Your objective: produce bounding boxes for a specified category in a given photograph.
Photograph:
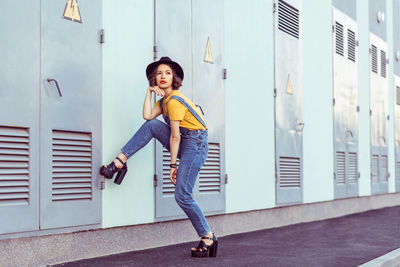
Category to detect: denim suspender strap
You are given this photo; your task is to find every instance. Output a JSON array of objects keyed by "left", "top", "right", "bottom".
[{"left": 166, "top": 95, "right": 207, "bottom": 128}]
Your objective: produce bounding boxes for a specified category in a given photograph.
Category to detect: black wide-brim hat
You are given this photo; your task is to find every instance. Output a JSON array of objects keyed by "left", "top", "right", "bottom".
[{"left": 146, "top": 56, "right": 184, "bottom": 81}]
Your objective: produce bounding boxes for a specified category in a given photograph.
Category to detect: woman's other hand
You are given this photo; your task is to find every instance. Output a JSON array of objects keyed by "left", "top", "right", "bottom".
[
  {"left": 148, "top": 86, "right": 165, "bottom": 97},
  {"left": 170, "top": 168, "right": 177, "bottom": 185}
]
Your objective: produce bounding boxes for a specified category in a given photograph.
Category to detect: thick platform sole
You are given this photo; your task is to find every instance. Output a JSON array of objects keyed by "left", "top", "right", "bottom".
[{"left": 191, "top": 241, "right": 218, "bottom": 257}]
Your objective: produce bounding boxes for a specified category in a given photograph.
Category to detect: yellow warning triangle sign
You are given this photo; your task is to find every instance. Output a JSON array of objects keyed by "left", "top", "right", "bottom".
[
  {"left": 63, "top": 0, "right": 82, "bottom": 23},
  {"left": 286, "top": 74, "right": 293, "bottom": 94},
  {"left": 204, "top": 38, "right": 214, "bottom": 64}
]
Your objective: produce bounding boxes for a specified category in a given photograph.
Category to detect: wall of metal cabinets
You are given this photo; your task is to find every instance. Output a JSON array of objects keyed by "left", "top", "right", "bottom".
[{"left": 0, "top": 0, "right": 102, "bottom": 236}]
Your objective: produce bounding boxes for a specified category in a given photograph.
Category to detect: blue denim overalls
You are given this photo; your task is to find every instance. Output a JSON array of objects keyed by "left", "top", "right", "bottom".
[{"left": 121, "top": 95, "right": 211, "bottom": 237}]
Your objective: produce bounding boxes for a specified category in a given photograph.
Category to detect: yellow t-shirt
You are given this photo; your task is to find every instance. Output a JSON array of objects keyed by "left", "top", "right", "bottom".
[{"left": 154, "top": 91, "right": 207, "bottom": 131}]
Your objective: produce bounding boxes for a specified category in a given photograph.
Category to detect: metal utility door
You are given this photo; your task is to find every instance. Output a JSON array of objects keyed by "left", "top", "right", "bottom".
[
  {"left": 332, "top": 8, "right": 359, "bottom": 199},
  {"left": 0, "top": 0, "right": 40, "bottom": 234},
  {"left": 394, "top": 1, "right": 400, "bottom": 192},
  {"left": 154, "top": 0, "right": 225, "bottom": 220},
  {"left": 40, "top": 0, "right": 102, "bottom": 229},
  {"left": 192, "top": 0, "right": 225, "bottom": 215},
  {"left": 370, "top": 33, "right": 389, "bottom": 194},
  {"left": 274, "top": 0, "right": 303, "bottom": 205},
  {"left": 395, "top": 76, "right": 400, "bottom": 192}
]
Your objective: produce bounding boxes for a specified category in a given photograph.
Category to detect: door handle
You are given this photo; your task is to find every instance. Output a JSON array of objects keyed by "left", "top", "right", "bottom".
[
  {"left": 47, "top": 78, "right": 63, "bottom": 97},
  {"left": 195, "top": 104, "right": 204, "bottom": 115},
  {"left": 346, "top": 130, "right": 353, "bottom": 139},
  {"left": 297, "top": 122, "right": 304, "bottom": 131}
]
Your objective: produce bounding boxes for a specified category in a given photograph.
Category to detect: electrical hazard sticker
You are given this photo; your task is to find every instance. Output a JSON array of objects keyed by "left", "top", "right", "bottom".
[
  {"left": 204, "top": 37, "right": 214, "bottom": 64},
  {"left": 63, "top": 0, "right": 82, "bottom": 23},
  {"left": 286, "top": 74, "right": 293, "bottom": 95}
]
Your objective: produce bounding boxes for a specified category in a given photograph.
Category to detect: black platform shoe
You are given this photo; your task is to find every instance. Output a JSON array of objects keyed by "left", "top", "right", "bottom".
[
  {"left": 113, "top": 161, "right": 127, "bottom": 185},
  {"left": 191, "top": 233, "right": 218, "bottom": 257},
  {"left": 100, "top": 157, "right": 127, "bottom": 184}
]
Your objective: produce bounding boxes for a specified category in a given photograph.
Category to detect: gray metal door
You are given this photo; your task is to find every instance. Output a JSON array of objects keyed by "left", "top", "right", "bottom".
[
  {"left": 192, "top": 0, "right": 225, "bottom": 215},
  {"left": 332, "top": 8, "right": 359, "bottom": 199},
  {"left": 274, "top": 0, "right": 303, "bottom": 205},
  {"left": 0, "top": 0, "right": 40, "bottom": 234},
  {"left": 370, "top": 33, "right": 389, "bottom": 194},
  {"left": 393, "top": 1, "right": 400, "bottom": 193},
  {"left": 395, "top": 77, "right": 400, "bottom": 192},
  {"left": 40, "top": 0, "right": 102, "bottom": 229},
  {"left": 154, "top": 0, "right": 225, "bottom": 220},
  {"left": 154, "top": 0, "right": 192, "bottom": 219}
]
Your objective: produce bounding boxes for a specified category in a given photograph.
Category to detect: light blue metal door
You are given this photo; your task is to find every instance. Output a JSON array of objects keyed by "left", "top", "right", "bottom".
[
  {"left": 393, "top": 1, "right": 400, "bottom": 193},
  {"left": 395, "top": 80, "right": 400, "bottom": 192},
  {"left": 154, "top": 0, "right": 192, "bottom": 220},
  {"left": 332, "top": 7, "right": 359, "bottom": 199},
  {"left": 370, "top": 35, "right": 389, "bottom": 195},
  {"left": 0, "top": 0, "right": 40, "bottom": 235},
  {"left": 274, "top": 0, "right": 303, "bottom": 205},
  {"left": 192, "top": 0, "right": 225, "bottom": 216},
  {"left": 369, "top": 0, "right": 388, "bottom": 195},
  {"left": 40, "top": 0, "right": 102, "bottom": 229},
  {"left": 154, "top": 0, "right": 226, "bottom": 220}
]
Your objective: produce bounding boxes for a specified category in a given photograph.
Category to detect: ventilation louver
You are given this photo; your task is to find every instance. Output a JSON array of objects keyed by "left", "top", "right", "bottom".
[
  {"left": 348, "top": 152, "right": 358, "bottom": 183},
  {"left": 335, "top": 22, "right": 344, "bottom": 56},
  {"left": 371, "top": 154, "right": 379, "bottom": 181},
  {"left": 279, "top": 157, "right": 301, "bottom": 188},
  {"left": 0, "top": 126, "right": 30, "bottom": 206},
  {"left": 199, "top": 143, "right": 221, "bottom": 193},
  {"left": 381, "top": 155, "right": 388, "bottom": 181},
  {"left": 162, "top": 147, "right": 180, "bottom": 196},
  {"left": 348, "top": 29, "right": 356, "bottom": 62},
  {"left": 396, "top": 161, "right": 400, "bottom": 181},
  {"left": 278, "top": 0, "right": 299, "bottom": 39},
  {"left": 336, "top": 151, "right": 345, "bottom": 184},
  {"left": 371, "top": 45, "right": 378, "bottom": 73},
  {"left": 381, "top": 50, "right": 386, "bottom": 78},
  {"left": 52, "top": 130, "right": 92, "bottom": 201}
]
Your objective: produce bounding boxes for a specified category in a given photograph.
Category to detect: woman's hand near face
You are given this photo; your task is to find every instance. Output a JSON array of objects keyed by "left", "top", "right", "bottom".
[
  {"left": 148, "top": 86, "right": 165, "bottom": 97},
  {"left": 143, "top": 87, "right": 162, "bottom": 120}
]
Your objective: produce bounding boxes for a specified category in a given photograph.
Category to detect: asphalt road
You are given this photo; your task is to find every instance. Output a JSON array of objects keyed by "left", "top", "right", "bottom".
[{"left": 54, "top": 206, "right": 400, "bottom": 267}]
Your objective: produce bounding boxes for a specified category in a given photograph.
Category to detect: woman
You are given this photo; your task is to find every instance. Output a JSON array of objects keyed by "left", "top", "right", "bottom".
[{"left": 100, "top": 57, "right": 218, "bottom": 258}]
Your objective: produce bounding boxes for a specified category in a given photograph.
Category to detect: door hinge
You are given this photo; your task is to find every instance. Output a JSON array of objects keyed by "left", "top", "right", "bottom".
[
  {"left": 357, "top": 172, "right": 361, "bottom": 179},
  {"left": 100, "top": 176, "right": 105, "bottom": 190},
  {"left": 357, "top": 106, "right": 360, "bottom": 112},
  {"left": 356, "top": 40, "right": 359, "bottom": 46},
  {"left": 332, "top": 25, "right": 335, "bottom": 33},
  {"left": 387, "top": 115, "right": 390, "bottom": 120},
  {"left": 275, "top": 172, "right": 278, "bottom": 183},
  {"left": 223, "top": 68, "right": 227, "bottom": 80},
  {"left": 274, "top": 88, "right": 277, "bottom": 97},
  {"left": 369, "top": 48, "right": 372, "bottom": 54},
  {"left": 100, "top": 29, "right": 105, "bottom": 44},
  {"left": 224, "top": 173, "right": 228, "bottom": 184},
  {"left": 387, "top": 58, "right": 390, "bottom": 64},
  {"left": 153, "top": 45, "right": 158, "bottom": 61},
  {"left": 333, "top": 98, "right": 335, "bottom": 106},
  {"left": 370, "top": 109, "right": 372, "bottom": 116},
  {"left": 334, "top": 172, "right": 336, "bottom": 180},
  {"left": 370, "top": 173, "right": 373, "bottom": 180},
  {"left": 273, "top": 2, "right": 276, "bottom": 13},
  {"left": 154, "top": 174, "right": 158, "bottom": 187}
]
